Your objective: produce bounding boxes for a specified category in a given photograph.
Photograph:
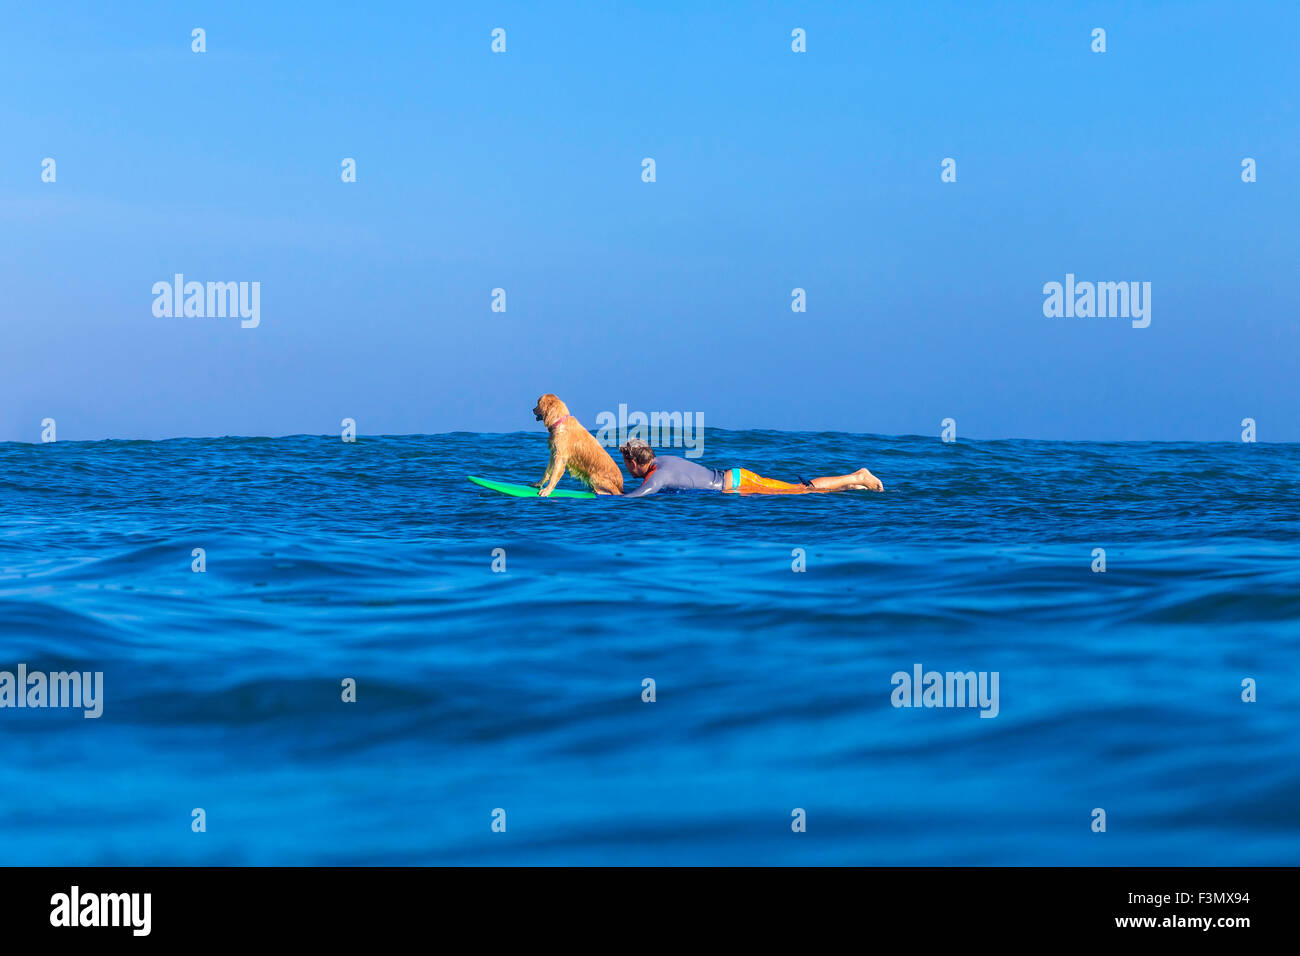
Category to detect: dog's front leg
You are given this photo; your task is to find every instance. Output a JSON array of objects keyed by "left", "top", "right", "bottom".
[
  {"left": 538, "top": 456, "right": 568, "bottom": 497},
  {"left": 534, "top": 452, "right": 558, "bottom": 488}
]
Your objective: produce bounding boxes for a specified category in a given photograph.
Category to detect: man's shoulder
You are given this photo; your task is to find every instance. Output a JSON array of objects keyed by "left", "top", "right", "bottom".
[
  {"left": 661, "top": 456, "right": 715, "bottom": 472},
  {"left": 656, "top": 456, "right": 706, "bottom": 475}
]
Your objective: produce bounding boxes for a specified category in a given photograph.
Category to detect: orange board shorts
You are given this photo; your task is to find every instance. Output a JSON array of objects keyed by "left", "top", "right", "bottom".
[{"left": 723, "top": 467, "right": 812, "bottom": 494}]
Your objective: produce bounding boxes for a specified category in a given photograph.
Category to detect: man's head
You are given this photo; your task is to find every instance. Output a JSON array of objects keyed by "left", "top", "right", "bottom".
[{"left": 620, "top": 438, "right": 656, "bottom": 478}]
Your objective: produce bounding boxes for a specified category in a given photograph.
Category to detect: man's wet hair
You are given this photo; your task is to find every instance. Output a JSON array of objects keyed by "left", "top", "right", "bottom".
[{"left": 620, "top": 438, "right": 656, "bottom": 466}]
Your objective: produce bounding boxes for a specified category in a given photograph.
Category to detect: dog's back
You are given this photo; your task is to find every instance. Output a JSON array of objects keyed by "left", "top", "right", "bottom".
[{"left": 565, "top": 425, "right": 624, "bottom": 494}]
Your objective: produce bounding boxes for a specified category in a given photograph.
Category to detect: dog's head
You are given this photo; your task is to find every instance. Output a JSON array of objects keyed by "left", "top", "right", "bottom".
[{"left": 533, "top": 393, "right": 569, "bottom": 426}]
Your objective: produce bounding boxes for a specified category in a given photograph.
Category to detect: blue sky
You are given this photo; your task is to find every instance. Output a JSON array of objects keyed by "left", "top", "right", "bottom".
[{"left": 2, "top": 1, "right": 1297, "bottom": 442}]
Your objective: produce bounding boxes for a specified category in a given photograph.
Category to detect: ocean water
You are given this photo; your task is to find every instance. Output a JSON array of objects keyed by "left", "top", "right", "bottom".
[{"left": 0, "top": 430, "right": 1297, "bottom": 865}]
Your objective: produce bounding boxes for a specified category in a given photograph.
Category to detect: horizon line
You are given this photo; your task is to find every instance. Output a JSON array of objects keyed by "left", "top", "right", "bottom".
[{"left": 1, "top": 429, "right": 1292, "bottom": 448}]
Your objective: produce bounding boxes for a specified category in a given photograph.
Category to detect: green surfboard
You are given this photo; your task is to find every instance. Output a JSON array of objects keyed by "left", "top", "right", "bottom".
[{"left": 467, "top": 476, "right": 597, "bottom": 499}]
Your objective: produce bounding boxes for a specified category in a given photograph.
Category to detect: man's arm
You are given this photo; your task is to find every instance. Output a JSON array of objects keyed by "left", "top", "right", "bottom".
[{"left": 620, "top": 472, "right": 664, "bottom": 498}]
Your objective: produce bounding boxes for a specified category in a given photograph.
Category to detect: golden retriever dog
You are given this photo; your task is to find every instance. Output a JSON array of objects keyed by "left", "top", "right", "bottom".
[{"left": 532, "top": 394, "right": 624, "bottom": 496}]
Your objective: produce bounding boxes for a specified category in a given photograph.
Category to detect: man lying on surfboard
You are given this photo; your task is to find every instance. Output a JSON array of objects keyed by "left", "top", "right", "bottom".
[{"left": 618, "top": 439, "right": 883, "bottom": 497}]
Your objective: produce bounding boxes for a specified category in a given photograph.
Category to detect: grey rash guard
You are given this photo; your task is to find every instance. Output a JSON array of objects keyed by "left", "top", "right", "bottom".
[{"left": 622, "top": 455, "right": 726, "bottom": 497}]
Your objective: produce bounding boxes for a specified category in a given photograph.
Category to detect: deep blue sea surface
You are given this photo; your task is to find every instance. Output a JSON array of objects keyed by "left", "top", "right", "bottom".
[{"left": 1, "top": 431, "right": 1297, "bottom": 865}]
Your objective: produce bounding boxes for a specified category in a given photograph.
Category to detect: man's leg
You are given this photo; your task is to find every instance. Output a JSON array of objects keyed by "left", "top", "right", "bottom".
[
  {"left": 809, "top": 468, "right": 883, "bottom": 492},
  {"left": 725, "top": 468, "right": 811, "bottom": 494},
  {"left": 724, "top": 467, "right": 884, "bottom": 494}
]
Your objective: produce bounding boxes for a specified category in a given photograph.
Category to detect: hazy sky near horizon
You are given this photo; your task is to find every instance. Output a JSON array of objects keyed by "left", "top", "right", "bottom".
[{"left": 3, "top": 1, "right": 1298, "bottom": 443}]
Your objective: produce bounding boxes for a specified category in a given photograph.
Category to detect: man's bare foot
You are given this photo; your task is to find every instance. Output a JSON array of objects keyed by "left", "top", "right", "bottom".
[{"left": 847, "top": 468, "right": 883, "bottom": 491}]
